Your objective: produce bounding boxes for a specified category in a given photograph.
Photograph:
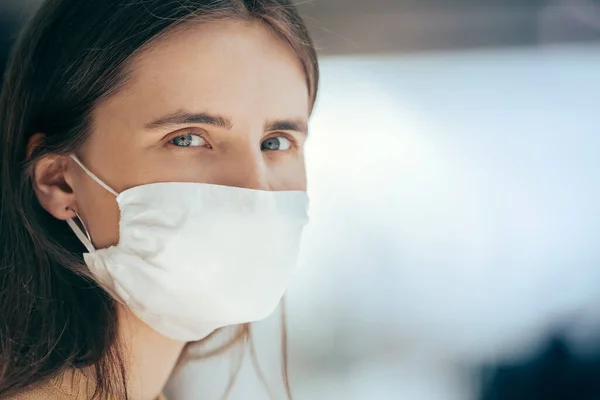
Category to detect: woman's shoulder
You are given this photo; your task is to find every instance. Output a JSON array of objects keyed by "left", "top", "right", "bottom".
[
  {"left": 2, "top": 369, "right": 168, "bottom": 400},
  {"left": 3, "top": 386, "right": 168, "bottom": 400},
  {"left": 3, "top": 368, "right": 93, "bottom": 400},
  {"left": 3, "top": 378, "right": 169, "bottom": 400},
  {"left": 2, "top": 381, "right": 74, "bottom": 400}
]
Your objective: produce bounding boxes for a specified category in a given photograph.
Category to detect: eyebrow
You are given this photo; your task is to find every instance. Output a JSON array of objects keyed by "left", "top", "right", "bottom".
[
  {"left": 145, "top": 110, "right": 308, "bottom": 134},
  {"left": 265, "top": 118, "right": 308, "bottom": 135},
  {"left": 145, "top": 111, "right": 233, "bottom": 130}
]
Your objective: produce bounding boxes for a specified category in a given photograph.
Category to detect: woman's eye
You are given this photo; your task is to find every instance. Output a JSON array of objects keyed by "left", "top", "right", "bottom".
[
  {"left": 170, "top": 133, "right": 208, "bottom": 148},
  {"left": 261, "top": 136, "right": 291, "bottom": 151}
]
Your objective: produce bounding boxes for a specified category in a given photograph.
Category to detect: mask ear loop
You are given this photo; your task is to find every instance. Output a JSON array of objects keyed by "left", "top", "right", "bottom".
[
  {"left": 67, "top": 154, "right": 119, "bottom": 253},
  {"left": 66, "top": 209, "right": 96, "bottom": 253},
  {"left": 70, "top": 155, "right": 119, "bottom": 197},
  {"left": 66, "top": 208, "right": 125, "bottom": 304}
]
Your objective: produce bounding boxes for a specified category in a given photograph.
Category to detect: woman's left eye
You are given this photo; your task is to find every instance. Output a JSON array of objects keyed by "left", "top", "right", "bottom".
[
  {"left": 261, "top": 136, "right": 292, "bottom": 151},
  {"left": 170, "top": 133, "right": 208, "bottom": 148}
]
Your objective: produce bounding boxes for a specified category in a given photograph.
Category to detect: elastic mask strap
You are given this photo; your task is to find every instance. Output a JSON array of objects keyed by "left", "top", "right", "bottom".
[
  {"left": 68, "top": 154, "right": 118, "bottom": 252},
  {"left": 70, "top": 154, "right": 119, "bottom": 197},
  {"left": 67, "top": 213, "right": 96, "bottom": 253}
]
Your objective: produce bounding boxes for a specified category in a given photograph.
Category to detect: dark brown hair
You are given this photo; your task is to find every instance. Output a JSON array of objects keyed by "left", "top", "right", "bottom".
[{"left": 0, "top": 0, "right": 318, "bottom": 398}]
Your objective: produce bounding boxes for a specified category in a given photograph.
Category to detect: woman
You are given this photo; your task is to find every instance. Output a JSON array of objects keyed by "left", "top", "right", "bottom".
[{"left": 0, "top": 0, "right": 319, "bottom": 399}]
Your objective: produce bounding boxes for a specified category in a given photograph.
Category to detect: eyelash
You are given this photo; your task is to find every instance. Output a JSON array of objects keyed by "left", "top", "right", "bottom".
[
  {"left": 166, "top": 131, "right": 210, "bottom": 150},
  {"left": 165, "top": 130, "right": 300, "bottom": 151},
  {"left": 265, "top": 133, "right": 298, "bottom": 150}
]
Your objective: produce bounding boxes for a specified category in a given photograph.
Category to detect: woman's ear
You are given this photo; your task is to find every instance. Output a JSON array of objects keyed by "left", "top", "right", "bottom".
[{"left": 28, "top": 133, "right": 76, "bottom": 221}]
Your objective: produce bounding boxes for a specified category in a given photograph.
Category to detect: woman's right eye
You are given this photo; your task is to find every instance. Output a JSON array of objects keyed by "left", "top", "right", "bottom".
[{"left": 169, "top": 133, "right": 209, "bottom": 148}]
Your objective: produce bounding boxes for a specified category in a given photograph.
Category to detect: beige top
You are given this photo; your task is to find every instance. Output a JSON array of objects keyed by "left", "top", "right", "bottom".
[{"left": 4, "top": 368, "right": 167, "bottom": 400}]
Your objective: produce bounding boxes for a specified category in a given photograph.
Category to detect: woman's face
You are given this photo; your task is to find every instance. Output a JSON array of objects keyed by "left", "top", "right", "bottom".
[{"left": 66, "top": 20, "right": 310, "bottom": 249}]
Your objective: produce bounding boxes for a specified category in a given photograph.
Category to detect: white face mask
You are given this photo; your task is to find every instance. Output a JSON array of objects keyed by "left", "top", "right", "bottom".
[{"left": 67, "top": 155, "right": 308, "bottom": 341}]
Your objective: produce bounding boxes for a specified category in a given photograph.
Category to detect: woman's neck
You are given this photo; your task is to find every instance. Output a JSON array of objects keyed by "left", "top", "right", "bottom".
[{"left": 118, "top": 305, "right": 186, "bottom": 400}]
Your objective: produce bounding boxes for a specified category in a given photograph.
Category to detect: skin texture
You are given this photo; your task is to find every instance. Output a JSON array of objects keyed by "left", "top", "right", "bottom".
[{"left": 30, "top": 19, "right": 309, "bottom": 400}]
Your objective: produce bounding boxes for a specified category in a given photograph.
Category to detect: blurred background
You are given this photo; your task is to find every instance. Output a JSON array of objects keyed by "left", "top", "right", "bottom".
[{"left": 2, "top": 1, "right": 600, "bottom": 399}]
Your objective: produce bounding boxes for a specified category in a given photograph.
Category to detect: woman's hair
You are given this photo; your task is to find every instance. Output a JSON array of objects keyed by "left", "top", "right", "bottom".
[{"left": 0, "top": 0, "right": 319, "bottom": 398}]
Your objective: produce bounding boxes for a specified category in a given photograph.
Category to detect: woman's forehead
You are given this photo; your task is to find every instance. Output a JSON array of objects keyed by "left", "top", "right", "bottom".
[{"left": 96, "top": 20, "right": 310, "bottom": 127}]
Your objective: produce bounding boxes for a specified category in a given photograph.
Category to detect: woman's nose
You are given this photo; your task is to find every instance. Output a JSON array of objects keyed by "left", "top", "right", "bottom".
[{"left": 215, "top": 150, "right": 271, "bottom": 191}]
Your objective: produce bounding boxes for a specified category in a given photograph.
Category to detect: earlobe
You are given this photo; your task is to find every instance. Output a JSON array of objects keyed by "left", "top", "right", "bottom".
[{"left": 28, "top": 134, "right": 76, "bottom": 221}]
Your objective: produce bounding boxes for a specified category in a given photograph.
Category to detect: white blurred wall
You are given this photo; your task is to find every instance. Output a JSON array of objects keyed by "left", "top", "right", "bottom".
[{"left": 166, "top": 44, "right": 600, "bottom": 400}]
